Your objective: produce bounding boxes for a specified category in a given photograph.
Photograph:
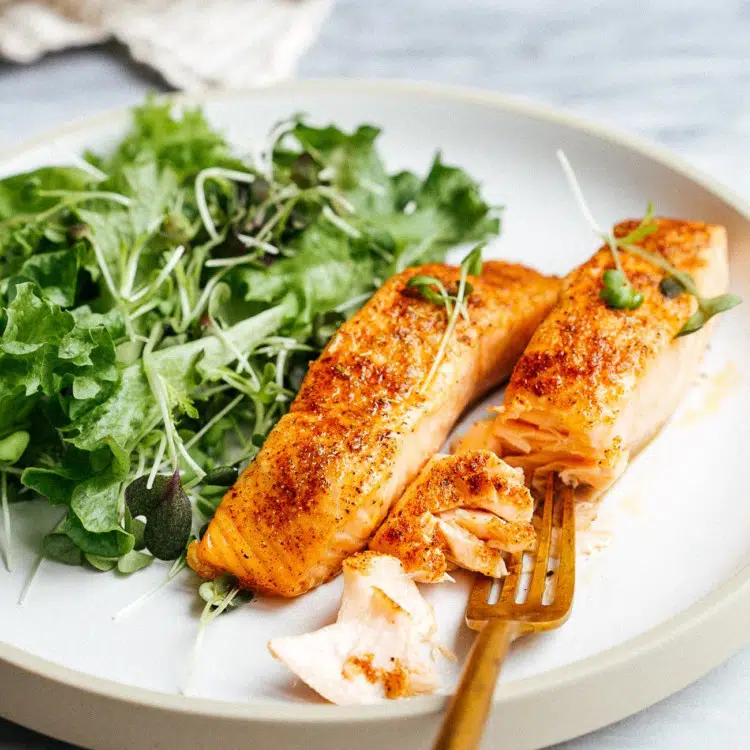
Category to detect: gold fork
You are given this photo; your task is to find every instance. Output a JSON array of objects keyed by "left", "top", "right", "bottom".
[{"left": 433, "top": 474, "right": 576, "bottom": 750}]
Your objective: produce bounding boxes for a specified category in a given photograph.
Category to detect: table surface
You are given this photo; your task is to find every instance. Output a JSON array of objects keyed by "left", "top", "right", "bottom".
[{"left": 2, "top": 1, "right": 749, "bottom": 748}]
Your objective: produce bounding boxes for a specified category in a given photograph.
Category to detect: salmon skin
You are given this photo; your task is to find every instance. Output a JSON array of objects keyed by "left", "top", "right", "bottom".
[
  {"left": 189, "top": 261, "right": 560, "bottom": 596},
  {"left": 485, "top": 219, "right": 729, "bottom": 501}
]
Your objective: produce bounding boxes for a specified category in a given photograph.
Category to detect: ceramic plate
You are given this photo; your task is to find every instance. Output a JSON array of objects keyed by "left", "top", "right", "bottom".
[{"left": 1, "top": 80, "right": 750, "bottom": 750}]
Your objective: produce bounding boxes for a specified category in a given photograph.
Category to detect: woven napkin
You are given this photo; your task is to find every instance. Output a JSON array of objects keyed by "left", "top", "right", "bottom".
[{"left": 0, "top": 0, "right": 333, "bottom": 89}]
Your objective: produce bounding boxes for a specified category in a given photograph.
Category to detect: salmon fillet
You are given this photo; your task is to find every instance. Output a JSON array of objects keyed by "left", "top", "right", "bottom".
[
  {"left": 189, "top": 261, "right": 560, "bottom": 596},
  {"left": 370, "top": 450, "right": 535, "bottom": 582},
  {"left": 485, "top": 218, "right": 729, "bottom": 501}
]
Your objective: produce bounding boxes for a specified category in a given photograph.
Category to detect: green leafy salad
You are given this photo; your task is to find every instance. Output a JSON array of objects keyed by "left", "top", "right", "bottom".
[{"left": 0, "top": 99, "right": 500, "bottom": 578}]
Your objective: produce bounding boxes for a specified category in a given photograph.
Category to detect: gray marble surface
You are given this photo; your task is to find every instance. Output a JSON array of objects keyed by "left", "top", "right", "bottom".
[{"left": 2, "top": 1, "right": 750, "bottom": 748}]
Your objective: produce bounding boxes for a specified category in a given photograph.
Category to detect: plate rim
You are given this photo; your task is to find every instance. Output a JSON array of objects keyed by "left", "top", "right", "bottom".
[{"left": 2, "top": 77, "right": 750, "bottom": 737}]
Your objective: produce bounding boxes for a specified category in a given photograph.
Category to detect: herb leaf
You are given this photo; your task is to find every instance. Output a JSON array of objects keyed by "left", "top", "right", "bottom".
[
  {"left": 600, "top": 269, "right": 644, "bottom": 310},
  {"left": 677, "top": 293, "right": 742, "bottom": 337},
  {"left": 406, "top": 275, "right": 453, "bottom": 309}
]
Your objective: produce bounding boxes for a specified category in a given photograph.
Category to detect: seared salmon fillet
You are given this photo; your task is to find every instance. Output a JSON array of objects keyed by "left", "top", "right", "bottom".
[
  {"left": 370, "top": 450, "right": 535, "bottom": 582},
  {"left": 486, "top": 218, "right": 729, "bottom": 501},
  {"left": 189, "top": 261, "right": 560, "bottom": 596}
]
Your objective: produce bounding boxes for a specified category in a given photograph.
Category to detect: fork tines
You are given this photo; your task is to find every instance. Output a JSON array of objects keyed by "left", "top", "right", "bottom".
[{"left": 467, "top": 473, "right": 575, "bottom": 630}]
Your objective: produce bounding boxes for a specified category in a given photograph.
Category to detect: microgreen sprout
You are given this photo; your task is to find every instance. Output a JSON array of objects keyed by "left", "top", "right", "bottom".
[
  {"left": 624, "top": 242, "right": 742, "bottom": 336},
  {"left": 207, "top": 287, "right": 256, "bottom": 377},
  {"left": 18, "top": 512, "right": 67, "bottom": 606},
  {"left": 406, "top": 275, "right": 455, "bottom": 315},
  {"left": 0, "top": 430, "right": 30, "bottom": 572},
  {"left": 409, "top": 244, "right": 484, "bottom": 391},
  {"left": 112, "top": 551, "right": 188, "bottom": 621},
  {"left": 556, "top": 150, "right": 652, "bottom": 311},
  {"left": 18, "top": 553, "right": 43, "bottom": 605},
  {"left": 332, "top": 291, "right": 375, "bottom": 314},
  {"left": 183, "top": 395, "right": 244, "bottom": 452},
  {"left": 195, "top": 167, "right": 258, "bottom": 241},
  {"left": 144, "top": 368, "right": 178, "bottom": 469},
  {"left": 1, "top": 472, "right": 10, "bottom": 572},
  {"left": 600, "top": 269, "right": 644, "bottom": 310},
  {"left": 36, "top": 188, "right": 133, "bottom": 208},
  {"left": 557, "top": 150, "right": 741, "bottom": 334},
  {"left": 128, "top": 244, "right": 185, "bottom": 303},
  {"left": 0, "top": 187, "right": 132, "bottom": 232},
  {"left": 146, "top": 434, "right": 168, "bottom": 490},
  {"left": 183, "top": 575, "right": 254, "bottom": 694},
  {"left": 320, "top": 204, "right": 362, "bottom": 238}
]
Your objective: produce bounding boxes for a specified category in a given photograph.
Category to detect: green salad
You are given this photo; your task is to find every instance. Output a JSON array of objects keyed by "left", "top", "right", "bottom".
[{"left": 0, "top": 98, "right": 500, "bottom": 577}]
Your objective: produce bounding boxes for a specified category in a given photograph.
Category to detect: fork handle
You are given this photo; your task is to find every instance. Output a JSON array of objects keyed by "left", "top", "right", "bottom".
[{"left": 432, "top": 620, "right": 520, "bottom": 750}]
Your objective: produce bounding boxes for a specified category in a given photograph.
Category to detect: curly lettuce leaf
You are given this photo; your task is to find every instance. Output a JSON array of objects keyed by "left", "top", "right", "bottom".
[
  {"left": 0, "top": 283, "right": 122, "bottom": 434},
  {"left": 13, "top": 247, "right": 80, "bottom": 307},
  {"left": 0, "top": 166, "right": 96, "bottom": 222},
  {"left": 88, "top": 97, "right": 244, "bottom": 182}
]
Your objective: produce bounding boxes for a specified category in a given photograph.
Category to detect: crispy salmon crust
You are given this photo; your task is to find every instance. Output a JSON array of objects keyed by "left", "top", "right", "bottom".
[{"left": 189, "top": 261, "right": 560, "bottom": 596}]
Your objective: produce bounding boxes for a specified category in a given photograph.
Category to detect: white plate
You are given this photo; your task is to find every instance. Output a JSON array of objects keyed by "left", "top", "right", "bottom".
[{"left": 1, "top": 80, "right": 750, "bottom": 750}]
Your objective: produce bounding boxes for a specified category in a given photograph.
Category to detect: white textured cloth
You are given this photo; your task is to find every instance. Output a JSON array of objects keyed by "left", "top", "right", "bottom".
[{"left": 0, "top": 0, "right": 334, "bottom": 88}]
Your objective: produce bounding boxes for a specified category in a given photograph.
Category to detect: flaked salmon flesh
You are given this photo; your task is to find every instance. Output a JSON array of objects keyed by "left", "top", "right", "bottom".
[
  {"left": 370, "top": 450, "right": 536, "bottom": 582},
  {"left": 268, "top": 552, "right": 445, "bottom": 704},
  {"left": 189, "top": 261, "right": 560, "bottom": 596}
]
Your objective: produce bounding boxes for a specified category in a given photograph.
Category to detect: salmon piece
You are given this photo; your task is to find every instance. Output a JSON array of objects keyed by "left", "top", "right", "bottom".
[
  {"left": 370, "top": 450, "right": 535, "bottom": 582},
  {"left": 189, "top": 261, "right": 560, "bottom": 596},
  {"left": 486, "top": 219, "right": 729, "bottom": 501},
  {"left": 268, "top": 552, "right": 445, "bottom": 704}
]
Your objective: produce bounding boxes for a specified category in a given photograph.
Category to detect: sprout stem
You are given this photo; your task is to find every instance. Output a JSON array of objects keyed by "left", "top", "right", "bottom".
[
  {"left": 91, "top": 238, "right": 120, "bottom": 301},
  {"left": 147, "top": 435, "right": 167, "bottom": 490},
  {"left": 195, "top": 168, "right": 257, "bottom": 241},
  {"left": 182, "top": 586, "right": 241, "bottom": 695},
  {"left": 422, "top": 263, "right": 470, "bottom": 392},
  {"left": 128, "top": 245, "right": 186, "bottom": 303},
  {"left": 18, "top": 554, "right": 43, "bottom": 605},
  {"left": 37, "top": 189, "right": 132, "bottom": 207},
  {"left": 112, "top": 554, "right": 187, "bottom": 621},
  {"left": 321, "top": 205, "right": 361, "bottom": 238},
  {"left": 180, "top": 268, "right": 231, "bottom": 332},
  {"left": 18, "top": 513, "right": 66, "bottom": 606},
  {"left": 184, "top": 395, "right": 244, "bottom": 451},
  {"left": 177, "top": 440, "right": 205, "bottom": 481},
  {"left": 1, "top": 472, "right": 11, "bottom": 572},
  {"left": 556, "top": 150, "right": 605, "bottom": 237}
]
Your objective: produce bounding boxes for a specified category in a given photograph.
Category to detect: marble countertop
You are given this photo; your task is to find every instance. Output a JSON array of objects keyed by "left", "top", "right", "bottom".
[{"left": 2, "top": 0, "right": 750, "bottom": 747}]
